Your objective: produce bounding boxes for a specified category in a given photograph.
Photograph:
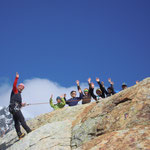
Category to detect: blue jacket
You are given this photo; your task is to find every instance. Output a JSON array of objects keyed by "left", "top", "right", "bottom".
[{"left": 65, "top": 93, "right": 83, "bottom": 106}]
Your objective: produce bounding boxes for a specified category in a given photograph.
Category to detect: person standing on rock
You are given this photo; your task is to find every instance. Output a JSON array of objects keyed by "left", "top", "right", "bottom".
[
  {"left": 50, "top": 94, "right": 66, "bottom": 110},
  {"left": 9, "top": 72, "right": 31, "bottom": 140},
  {"left": 76, "top": 78, "right": 93, "bottom": 104},
  {"left": 64, "top": 89, "right": 83, "bottom": 106}
]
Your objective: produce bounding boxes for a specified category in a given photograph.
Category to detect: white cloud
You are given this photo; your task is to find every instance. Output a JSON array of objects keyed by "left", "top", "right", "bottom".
[
  {"left": 0, "top": 106, "right": 3, "bottom": 110},
  {"left": 0, "top": 78, "right": 94, "bottom": 118}
]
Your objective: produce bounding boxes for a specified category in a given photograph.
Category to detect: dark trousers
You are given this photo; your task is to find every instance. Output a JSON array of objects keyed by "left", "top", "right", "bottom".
[{"left": 12, "top": 110, "right": 31, "bottom": 137}]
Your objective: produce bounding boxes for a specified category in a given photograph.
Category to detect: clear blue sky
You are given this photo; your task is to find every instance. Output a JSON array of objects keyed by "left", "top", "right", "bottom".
[{"left": 0, "top": 0, "right": 150, "bottom": 90}]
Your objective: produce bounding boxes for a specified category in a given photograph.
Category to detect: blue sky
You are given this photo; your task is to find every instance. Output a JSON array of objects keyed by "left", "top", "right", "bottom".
[{"left": 0, "top": 0, "right": 150, "bottom": 91}]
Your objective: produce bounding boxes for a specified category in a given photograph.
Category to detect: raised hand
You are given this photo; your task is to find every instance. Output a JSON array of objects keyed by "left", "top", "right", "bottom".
[
  {"left": 21, "top": 103, "right": 26, "bottom": 107},
  {"left": 91, "top": 82, "right": 94, "bottom": 89},
  {"left": 60, "top": 94, "right": 65, "bottom": 98},
  {"left": 136, "top": 80, "right": 139, "bottom": 84},
  {"left": 16, "top": 72, "right": 19, "bottom": 78},
  {"left": 88, "top": 78, "right": 91, "bottom": 84},
  {"left": 111, "top": 81, "right": 114, "bottom": 85},
  {"left": 108, "top": 78, "right": 111, "bottom": 83},
  {"left": 76, "top": 80, "right": 80, "bottom": 86},
  {"left": 50, "top": 94, "right": 53, "bottom": 99},
  {"left": 108, "top": 78, "right": 114, "bottom": 85},
  {"left": 96, "top": 77, "right": 100, "bottom": 82}
]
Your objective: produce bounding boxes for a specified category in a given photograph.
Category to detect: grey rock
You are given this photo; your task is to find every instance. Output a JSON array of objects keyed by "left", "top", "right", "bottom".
[{"left": 0, "top": 120, "right": 72, "bottom": 150}]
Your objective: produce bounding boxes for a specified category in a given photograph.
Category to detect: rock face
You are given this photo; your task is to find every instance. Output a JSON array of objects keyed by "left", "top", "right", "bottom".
[
  {"left": 0, "top": 107, "right": 13, "bottom": 137},
  {"left": 0, "top": 120, "right": 71, "bottom": 150},
  {"left": 0, "top": 77, "right": 150, "bottom": 150},
  {"left": 76, "top": 125, "right": 150, "bottom": 150}
]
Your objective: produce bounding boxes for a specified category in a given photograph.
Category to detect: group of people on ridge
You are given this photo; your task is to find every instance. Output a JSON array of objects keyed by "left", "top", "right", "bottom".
[
  {"left": 49, "top": 77, "right": 127, "bottom": 110},
  {"left": 9, "top": 72, "right": 131, "bottom": 139}
]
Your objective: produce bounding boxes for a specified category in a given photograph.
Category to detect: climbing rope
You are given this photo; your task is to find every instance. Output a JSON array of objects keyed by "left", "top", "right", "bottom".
[
  {"left": 26, "top": 102, "right": 49, "bottom": 106},
  {"left": 26, "top": 98, "right": 99, "bottom": 106}
]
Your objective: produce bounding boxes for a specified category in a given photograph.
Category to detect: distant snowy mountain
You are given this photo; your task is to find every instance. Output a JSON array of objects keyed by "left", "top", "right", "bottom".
[{"left": 0, "top": 106, "right": 14, "bottom": 137}]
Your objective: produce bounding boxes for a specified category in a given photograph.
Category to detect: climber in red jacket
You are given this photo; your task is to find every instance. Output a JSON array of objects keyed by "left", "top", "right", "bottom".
[{"left": 9, "top": 72, "right": 31, "bottom": 139}]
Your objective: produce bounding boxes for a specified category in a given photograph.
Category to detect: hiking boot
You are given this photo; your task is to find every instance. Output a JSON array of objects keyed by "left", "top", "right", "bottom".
[
  {"left": 27, "top": 129, "right": 32, "bottom": 133},
  {"left": 19, "top": 133, "right": 25, "bottom": 140}
]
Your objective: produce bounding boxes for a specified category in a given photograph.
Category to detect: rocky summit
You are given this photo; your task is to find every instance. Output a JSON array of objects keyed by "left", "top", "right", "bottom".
[{"left": 0, "top": 78, "right": 150, "bottom": 150}]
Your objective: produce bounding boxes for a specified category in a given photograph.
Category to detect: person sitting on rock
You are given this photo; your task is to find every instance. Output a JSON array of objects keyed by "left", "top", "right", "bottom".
[
  {"left": 50, "top": 94, "right": 66, "bottom": 110},
  {"left": 122, "top": 82, "right": 127, "bottom": 90},
  {"left": 76, "top": 78, "right": 93, "bottom": 104},
  {"left": 64, "top": 89, "right": 83, "bottom": 106}
]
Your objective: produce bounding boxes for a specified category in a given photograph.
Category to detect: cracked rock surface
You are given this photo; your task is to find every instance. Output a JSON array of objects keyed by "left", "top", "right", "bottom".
[
  {"left": 0, "top": 120, "right": 72, "bottom": 150},
  {"left": 0, "top": 77, "right": 150, "bottom": 150}
]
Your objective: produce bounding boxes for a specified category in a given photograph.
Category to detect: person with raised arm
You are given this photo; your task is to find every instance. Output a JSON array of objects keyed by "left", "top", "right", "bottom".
[
  {"left": 9, "top": 72, "right": 31, "bottom": 140},
  {"left": 50, "top": 94, "right": 66, "bottom": 110},
  {"left": 102, "top": 78, "right": 116, "bottom": 97},
  {"left": 64, "top": 89, "right": 83, "bottom": 106},
  {"left": 76, "top": 78, "right": 93, "bottom": 104},
  {"left": 96, "top": 77, "right": 116, "bottom": 97},
  {"left": 95, "top": 77, "right": 106, "bottom": 98},
  {"left": 89, "top": 82, "right": 103, "bottom": 102}
]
